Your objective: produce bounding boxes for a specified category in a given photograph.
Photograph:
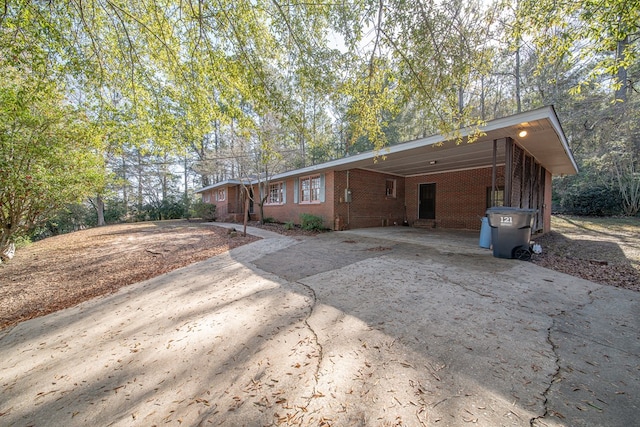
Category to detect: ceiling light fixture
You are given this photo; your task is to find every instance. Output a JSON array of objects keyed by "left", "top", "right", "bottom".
[
  {"left": 518, "top": 130, "right": 528, "bottom": 138},
  {"left": 429, "top": 160, "right": 437, "bottom": 165}
]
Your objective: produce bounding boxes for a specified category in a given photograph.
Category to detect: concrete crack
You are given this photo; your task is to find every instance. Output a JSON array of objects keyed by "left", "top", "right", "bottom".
[
  {"left": 296, "top": 281, "right": 324, "bottom": 387},
  {"left": 530, "top": 317, "right": 561, "bottom": 427},
  {"left": 434, "top": 270, "right": 497, "bottom": 300}
]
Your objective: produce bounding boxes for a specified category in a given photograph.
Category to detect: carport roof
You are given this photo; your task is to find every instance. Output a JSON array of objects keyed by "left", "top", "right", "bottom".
[{"left": 197, "top": 106, "right": 577, "bottom": 193}]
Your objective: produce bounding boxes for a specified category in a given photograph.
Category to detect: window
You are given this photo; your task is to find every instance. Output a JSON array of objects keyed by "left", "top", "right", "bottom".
[
  {"left": 217, "top": 188, "right": 226, "bottom": 202},
  {"left": 267, "top": 182, "right": 285, "bottom": 204},
  {"left": 300, "top": 174, "right": 321, "bottom": 203},
  {"left": 487, "top": 187, "right": 504, "bottom": 208},
  {"left": 385, "top": 179, "right": 396, "bottom": 198}
]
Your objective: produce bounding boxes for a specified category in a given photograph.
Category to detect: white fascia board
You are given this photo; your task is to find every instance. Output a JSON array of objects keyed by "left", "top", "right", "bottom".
[
  {"left": 195, "top": 179, "right": 243, "bottom": 193},
  {"left": 545, "top": 106, "right": 579, "bottom": 174}
]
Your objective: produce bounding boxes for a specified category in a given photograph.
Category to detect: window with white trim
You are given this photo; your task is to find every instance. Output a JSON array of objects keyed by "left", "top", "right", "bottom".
[
  {"left": 300, "top": 174, "right": 321, "bottom": 203},
  {"left": 267, "top": 182, "right": 285, "bottom": 204},
  {"left": 487, "top": 187, "right": 504, "bottom": 208},
  {"left": 217, "top": 188, "right": 226, "bottom": 202},
  {"left": 385, "top": 179, "right": 396, "bottom": 198}
]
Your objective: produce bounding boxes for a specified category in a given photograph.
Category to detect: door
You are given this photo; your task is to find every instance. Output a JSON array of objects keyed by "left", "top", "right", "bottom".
[
  {"left": 419, "top": 183, "right": 436, "bottom": 219},
  {"left": 248, "top": 188, "right": 254, "bottom": 214}
]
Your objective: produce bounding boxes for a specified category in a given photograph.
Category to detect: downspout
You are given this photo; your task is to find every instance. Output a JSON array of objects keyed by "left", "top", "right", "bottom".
[{"left": 346, "top": 170, "right": 350, "bottom": 226}]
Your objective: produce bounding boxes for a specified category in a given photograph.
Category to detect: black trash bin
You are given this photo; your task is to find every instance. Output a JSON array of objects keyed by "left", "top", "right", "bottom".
[{"left": 486, "top": 207, "right": 537, "bottom": 259}]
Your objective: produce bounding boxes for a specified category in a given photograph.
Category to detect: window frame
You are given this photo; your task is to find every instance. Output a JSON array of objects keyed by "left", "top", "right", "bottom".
[
  {"left": 487, "top": 186, "right": 505, "bottom": 208},
  {"left": 385, "top": 179, "right": 397, "bottom": 198},
  {"left": 300, "top": 174, "right": 322, "bottom": 204},
  {"left": 266, "top": 181, "right": 285, "bottom": 205},
  {"left": 217, "top": 188, "right": 226, "bottom": 202}
]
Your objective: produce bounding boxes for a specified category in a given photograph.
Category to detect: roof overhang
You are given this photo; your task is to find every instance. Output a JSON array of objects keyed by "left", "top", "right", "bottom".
[
  {"left": 195, "top": 179, "right": 243, "bottom": 193},
  {"left": 270, "top": 105, "right": 578, "bottom": 181}
]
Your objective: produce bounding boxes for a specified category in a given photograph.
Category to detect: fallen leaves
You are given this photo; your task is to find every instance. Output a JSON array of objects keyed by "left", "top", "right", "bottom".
[
  {"left": 0, "top": 221, "right": 260, "bottom": 330},
  {"left": 532, "top": 231, "right": 640, "bottom": 292}
]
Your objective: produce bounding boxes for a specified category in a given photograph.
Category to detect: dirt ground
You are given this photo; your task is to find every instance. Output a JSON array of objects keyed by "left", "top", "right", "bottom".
[
  {"left": 531, "top": 215, "right": 640, "bottom": 292},
  {"left": 0, "top": 220, "right": 259, "bottom": 330},
  {"left": 1, "top": 216, "right": 638, "bottom": 332}
]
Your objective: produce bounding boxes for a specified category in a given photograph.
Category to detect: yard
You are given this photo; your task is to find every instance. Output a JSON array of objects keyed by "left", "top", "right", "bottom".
[{"left": 532, "top": 215, "right": 640, "bottom": 292}]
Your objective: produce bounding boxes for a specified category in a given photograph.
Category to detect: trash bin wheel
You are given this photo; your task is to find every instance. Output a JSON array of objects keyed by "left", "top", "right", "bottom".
[{"left": 513, "top": 246, "right": 532, "bottom": 261}]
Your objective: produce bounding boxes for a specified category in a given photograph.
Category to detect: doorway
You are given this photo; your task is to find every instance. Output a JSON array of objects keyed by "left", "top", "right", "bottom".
[{"left": 419, "top": 183, "right": 436, "bottom": 219}]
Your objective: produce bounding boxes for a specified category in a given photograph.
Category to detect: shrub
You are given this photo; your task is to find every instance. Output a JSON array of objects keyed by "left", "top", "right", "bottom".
[
  {"left": 558, "top": 185, "right": 623, "bottom": 216},
  {"left": 192, "top": 201, "right": 217, "bottom": 221},
  {"left": 284, "top": 220, "right": 295, "bottom": 230},
  {"left": 262, "top": 216, "right": 277, "bottom": 224},
  {"left": 300, "top": 213, "right": 324, "bottom": 231},
  {"left": 13, "top": 235, "right": 32, "bottom": 249}
]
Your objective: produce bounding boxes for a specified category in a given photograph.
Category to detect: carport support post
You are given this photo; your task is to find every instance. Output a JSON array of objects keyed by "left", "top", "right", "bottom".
[
  {"left": 505, "top": 137, "right": 513, "bottom": 206},
  {"left": 492, "top": 139, "right": 497, "bottom": 206}
]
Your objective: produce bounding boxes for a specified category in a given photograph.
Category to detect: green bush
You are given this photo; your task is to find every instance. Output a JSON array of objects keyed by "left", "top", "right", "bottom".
[
  {"left": 284, "top": 220, "right": 295, "bottom": 230},
  {"left": 13, "top": 235, "right": 32, "bottom": 249},
  {"left": 192, "top": 201, "right": 217, "bottom": 221},
  {"left": 104, "top": 200, "right": 128, "bottom": 224},
  {"left": 300, "top": 213, "right": 324, "bottom": 231},
  {"left": 558, "top": 184, "right": 623, "bottom": 216},
  {"left": 262, "top": 216, "right": 277, "bottom": 224}
]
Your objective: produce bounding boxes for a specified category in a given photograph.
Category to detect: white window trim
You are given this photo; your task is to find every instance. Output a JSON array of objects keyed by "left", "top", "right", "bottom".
[
  {"left": 217, "top": 188, "right": 226, "bottom": 202},
  {"left": 266, "top": 181, "right": 286, "bottom": 205},
  {"left": 385, "top": 179, "right": 397, "bottom": 198}
]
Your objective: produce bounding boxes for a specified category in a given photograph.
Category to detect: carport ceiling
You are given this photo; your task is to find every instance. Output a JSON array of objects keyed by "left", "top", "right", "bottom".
[
  {"left": 340, "top": 137, "right": 506, "bottom": 177},
  {"left": 334, "top": 114, "right": 577, "bottom": 177}
]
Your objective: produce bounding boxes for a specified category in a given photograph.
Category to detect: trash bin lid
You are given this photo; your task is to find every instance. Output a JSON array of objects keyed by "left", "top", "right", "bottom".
[{"left": 486, "top": 207, "right": 537, "bottom": 215}]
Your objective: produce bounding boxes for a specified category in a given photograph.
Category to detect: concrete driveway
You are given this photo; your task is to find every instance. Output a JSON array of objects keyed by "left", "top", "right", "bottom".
[{"left": 1, "top": 225, "right": 638, "bottom": 426}]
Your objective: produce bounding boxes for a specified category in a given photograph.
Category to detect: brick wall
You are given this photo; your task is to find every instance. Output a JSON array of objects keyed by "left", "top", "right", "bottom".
[
  {"left": 406, "top": 166, "right": 506, "bottom": 230},
  {"left": 201, "top": 186, "right": 246, "bottom": 222},
  {"left": 201, "top": 189, "right": 229, "bottom": 219},
  {"left": 334, "top": 169, "right": 406, "bottom": 229},
  {"left": 261, "top": 172, "right": 335, "bottom": 229},
  {"left": 204, "top": 162, "right": 552, "bottom": 233}
]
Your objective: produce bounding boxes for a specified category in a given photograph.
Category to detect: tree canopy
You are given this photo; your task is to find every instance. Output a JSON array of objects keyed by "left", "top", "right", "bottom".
[{"left": 0, "top": 64, "right": 105, "bottom": 257}]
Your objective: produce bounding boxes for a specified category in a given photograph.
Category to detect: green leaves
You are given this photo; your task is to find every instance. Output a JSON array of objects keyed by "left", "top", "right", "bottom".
[
  {"left": 0, "top": 66, "right": 105, "bottom": 254},
  {"left": 517, "top": 0, "right": 639, "bottom": 93}
]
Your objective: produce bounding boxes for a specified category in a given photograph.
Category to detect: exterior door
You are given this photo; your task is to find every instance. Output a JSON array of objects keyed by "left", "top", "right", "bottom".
[
  {"left": 248, "top": 188, "right": 254, "bottom": 214},
  {"left": 419, "top": 183, "right": 436, "bottom": 219}
]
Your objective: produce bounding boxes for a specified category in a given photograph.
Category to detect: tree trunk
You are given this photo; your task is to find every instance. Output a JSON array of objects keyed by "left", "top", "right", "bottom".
[
  {"left": 480, "top": 75, "right": 486, "bottom": 121},
  {"left": 95, "top": 194, "right": 105, "bottom": 226},
  {"left": 515, "top": 43, "right": 522, "bottom": 113},
  {"left": 243, "top": 196, "right": 249, "bottom": 237},
  {"left": 121, "top": 153, "right": 129, "bottom": 216},
  {"left": 137, "top": 150, "right": 143, "bottom": 211},
  {"left": 615, "top": 36, "right": 629, "bottom": 103}
]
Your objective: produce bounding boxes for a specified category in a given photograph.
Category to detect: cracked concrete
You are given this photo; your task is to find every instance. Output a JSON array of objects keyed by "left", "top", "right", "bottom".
[
  {"left": 530, "top": 318, "right": 561, "bottom": 427},
  {"left": 1, "top": 225, "right": 638, "bottom": 426}
]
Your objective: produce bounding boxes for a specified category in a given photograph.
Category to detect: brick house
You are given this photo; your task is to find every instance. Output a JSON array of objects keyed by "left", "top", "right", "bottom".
[{"left": 196, "top": 106, "right": 577, "bottom": 234}]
